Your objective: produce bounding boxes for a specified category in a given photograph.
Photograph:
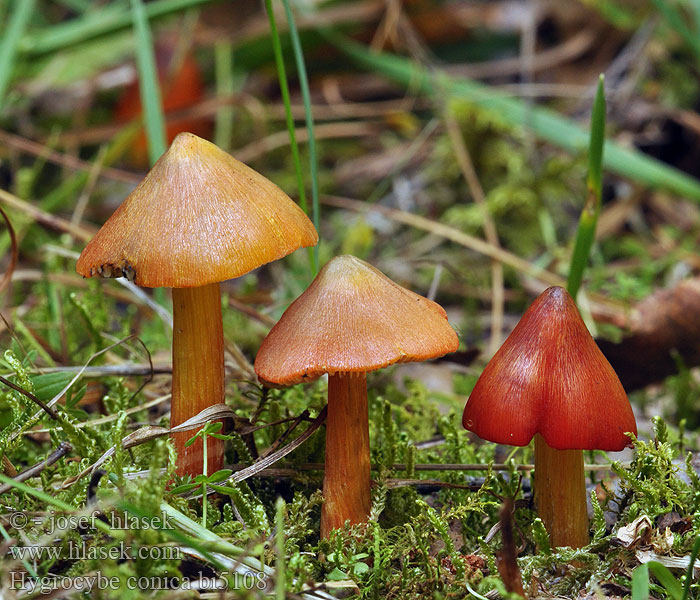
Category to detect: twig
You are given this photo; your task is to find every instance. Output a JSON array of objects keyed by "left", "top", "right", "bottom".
[
  {"left": 6, "top": 335, "right": 148, "bottom": 445},
  {"left": 444, "top": 27, "right": 596, "bottom": 80},
  {"left": 120, "top": 459, "right": 624, "bottom": 482},
  {"left": 227, "top": 461, "right": 625, "bottom": 473},
  {"left": 383, "top": 478, "right": 481, "bottom": 490},
  {"left": 117, "top": 335, "right": 154, "bottom": 406},
  {"left": 235, "top": 121, "right": 380, "bottom": 163},
  {"left": 0, "top": 129, "right": 140, "bottom": 184},
  {"left": 258, "top": 410, "right": 310, "bottom": 459},
  {"left": 0, "top": 205, "right": 18, "bottom": 295},
  {"left": 495, "top": 497, "right": 525, "bottom": 595},
  {"left": 9, "top": 271, "right": 165, "bottom": 316},
  {"left": 0, "top": 374, "right": 59, "bottom": 419},
  {"left": 229, "top": 296, "right": 276, "bottom": 328},
  {"left": 116, "top": 278, "right": 174, "bottom": 329},
  {"left": 0, "top": 187, "right": 94, "bottom": 241},
  {"left": 225, "top": 406, "right": 327, "bottom": 485},
  {"left": 59, "top": 93, "right": 430, "bottom": 148},
  {"left": 0, "top": 442, "right": 71, "bottom": 495},
  {"left": 71, "top": 144, "right": 108, "bottom": 226},
  {"left": 370, "top": 0, "right": 402, "bottom": 51},
  {"left": 242, "top": 413, "right": 314, "bottom": 435},
  {"left": 223, "top": 339, "right": 255, "bottom": 381},
  {"left": 59, "top": 404, "right": 244, "bottom": 488}
]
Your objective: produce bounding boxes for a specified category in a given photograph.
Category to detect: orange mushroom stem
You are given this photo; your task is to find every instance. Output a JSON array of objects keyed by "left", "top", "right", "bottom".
[
  {"left": 463, "top": 286, "right": 636, "bottom": 548},
  {"left": 171, "top": 283, "right": 225, "bottom": 476},
  {"left": 321, "top": 373, "right": 371, "bottom": 538},
  {"left": 534, "top": 435, "right": 588, "bottom": 548}
]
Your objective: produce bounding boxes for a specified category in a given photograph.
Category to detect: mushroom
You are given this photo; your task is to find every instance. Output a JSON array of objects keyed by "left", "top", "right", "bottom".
[
  {"left": 462, "top": 286, "right": 636, "bottom": 547},
  {"left": 254, "top": 255, "right": 459, "bottom": 538},
  {"left": 77, "top": 132, "right": 318, "bottom": 477}
]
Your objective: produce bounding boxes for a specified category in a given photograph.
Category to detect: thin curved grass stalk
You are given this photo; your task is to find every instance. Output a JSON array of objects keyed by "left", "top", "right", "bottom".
[
  {"left": 281, "top": 0, "right": 320, "bottom": 273},
  {"left": 326, "top": 32, "right": 700, "bottom": 200},
  {"left": 264, "top": 0, "right": 315, "bottom": 276},
  {"left": 130, "top": 0, "right": 167, "bottom": 165},
  {"left": 567, "top": 75, "right": 606, "bottom": 301}
]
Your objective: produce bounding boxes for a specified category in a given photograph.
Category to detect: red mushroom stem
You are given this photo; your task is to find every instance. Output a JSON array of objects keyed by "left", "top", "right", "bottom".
[
  {"left": 534, "top": 434, "right": 588, "bottom": 548},
  {"left": 320, "top": 373, "right": 371, "bottom": 539},
  {"left": 171, "top": 282, "right": 225, "bottom": 477}
]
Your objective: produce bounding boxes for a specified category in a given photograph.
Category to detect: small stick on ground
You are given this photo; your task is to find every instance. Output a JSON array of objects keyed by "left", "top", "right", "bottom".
[
  {"left": 0, "top": 442, "right": 71, "bottom": 495},
  {"left": 496, "top": 497, "right": 525, "bottom": 596}
]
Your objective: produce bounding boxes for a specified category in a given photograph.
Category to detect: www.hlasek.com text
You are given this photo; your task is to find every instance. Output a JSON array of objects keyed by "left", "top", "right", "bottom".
[{"left": 9, "top": 539, "right": 182, "bottom": 562}]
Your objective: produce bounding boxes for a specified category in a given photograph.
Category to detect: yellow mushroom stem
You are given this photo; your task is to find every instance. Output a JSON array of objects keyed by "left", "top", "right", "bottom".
[
  {"left": 321, "top": 372, "right": 371, "bottom": 539},
  {"left": 534, "top": 434, "right": 589, "bottom": 548},
  {"left": 171, "top": 282, "right": 225, "bottom": 477}
]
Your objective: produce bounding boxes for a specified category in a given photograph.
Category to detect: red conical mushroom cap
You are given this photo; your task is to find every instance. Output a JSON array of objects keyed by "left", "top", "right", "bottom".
[
  {"left": 462, "top": 286, "right": 636, "bottom": 451},
  {"left": 254, "top": 255, "right": 459, "bottom": 386}
]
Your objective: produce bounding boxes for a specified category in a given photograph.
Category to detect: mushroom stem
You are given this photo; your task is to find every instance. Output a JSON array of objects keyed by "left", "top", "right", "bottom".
[
  {"left": 172, "top": 282, "right": 225, "bottom": 477},
  {"left": 534, "top": 434, "right": 588, "bottom": 548},
  {"left": 321, "top": 372, "right": 371, "bottom": 538}
]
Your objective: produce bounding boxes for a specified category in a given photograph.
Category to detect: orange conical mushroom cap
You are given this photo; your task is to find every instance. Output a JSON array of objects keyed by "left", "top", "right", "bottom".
[
  {"left": 254, "top": 255, "right": 459, "bottom": 385},
  {"left": 76, "top": 132, "right": 318, "bottom": 288},
  {"left": 462, "top": 286, "right": 636, "bottom": 451}
]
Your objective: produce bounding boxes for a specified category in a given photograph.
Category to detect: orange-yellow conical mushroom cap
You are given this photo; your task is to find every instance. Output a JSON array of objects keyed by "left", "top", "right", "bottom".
[
  {"left": 462, "top": 286, "right": 636, "bottom": 451},
  {"left": 255, "top": 255, "right": 459, "bottom": 385},
  {"left": 76, "top": 132, "right": 318, "bottom": 288}
]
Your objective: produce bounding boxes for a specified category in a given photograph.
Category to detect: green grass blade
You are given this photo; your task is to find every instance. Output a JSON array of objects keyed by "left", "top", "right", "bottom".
[
  {"left": 264, "top": 0, "right": 314, "bottom": 275},
  {"left": 55, "top": 0, "right": 92, "bottom": 12},
  {"left": 20, "top": 0, "right": 217, "bottom": 56},
  {"left": 651, "top": 0, "right": 700, "bottom": 59},
  {"left": 159, "top": 501, "right": 273, "bottom": 575},
  {"left": 0, "top": 0, "right": 36, "bottom": 110},
  {"left": 281, "top": 0, "right": 320, "bottom": 273},
  {"left": 567, "top": 74, "right": 605, "bottom": 300},
  {"left": 0, "top": 473, "right": 115, "bottom": 537},
  {"left": 692, "top": 0, "right": 700, "bottom": 35},
  {"left": 275, "top": 498, "right": 286, "bottom": 600},
  {"left": 648, "top": 561, "right": 684, "bottom": 600},
  {"left": 264, "top": 0, "right": 306, "bottom": 213},
  {"left": 0, "top": 520, "right": 39, "bottom": 577},
  {"left": 631, "top": 563, "right": 650, "bottom": 600},
  {"left": 587, "top": 75, "right": 606, "bottom": 196},
  {"left": 327, "top": 33, "right": 700, "bottom": 201},
  {"left": 130, "top": 0, "right": 167, "bottom": 165},
  {"left": 120, "top": 501, "right": 225, "bottom": 569},
  {"left": 465, "top": 582, "right": 491, "bottom": 600},
  {"left": 681, "top": 536, "right": 700, "bottom": 600}
]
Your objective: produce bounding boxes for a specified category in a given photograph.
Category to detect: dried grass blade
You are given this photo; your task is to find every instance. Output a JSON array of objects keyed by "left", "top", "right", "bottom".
[
  {"left": 323, "top": 194, "right": 564, "bottom": 287},
  {"left": 0, "top": 205, "right": 18, "bottom": 294},
  {"left": 226, "top": 405, "right": 327, "bottom": 485}
]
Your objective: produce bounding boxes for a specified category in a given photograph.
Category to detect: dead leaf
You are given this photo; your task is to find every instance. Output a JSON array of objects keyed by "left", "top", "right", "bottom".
[
  {"left": 613, "top": 515, "right": 652, "bottom": 548},
  {"left": 59, "top": 404, "right": 241, "bottom": 489},
  {"left": 635, "top": 549, "right": 700, "bottom": 578}
]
